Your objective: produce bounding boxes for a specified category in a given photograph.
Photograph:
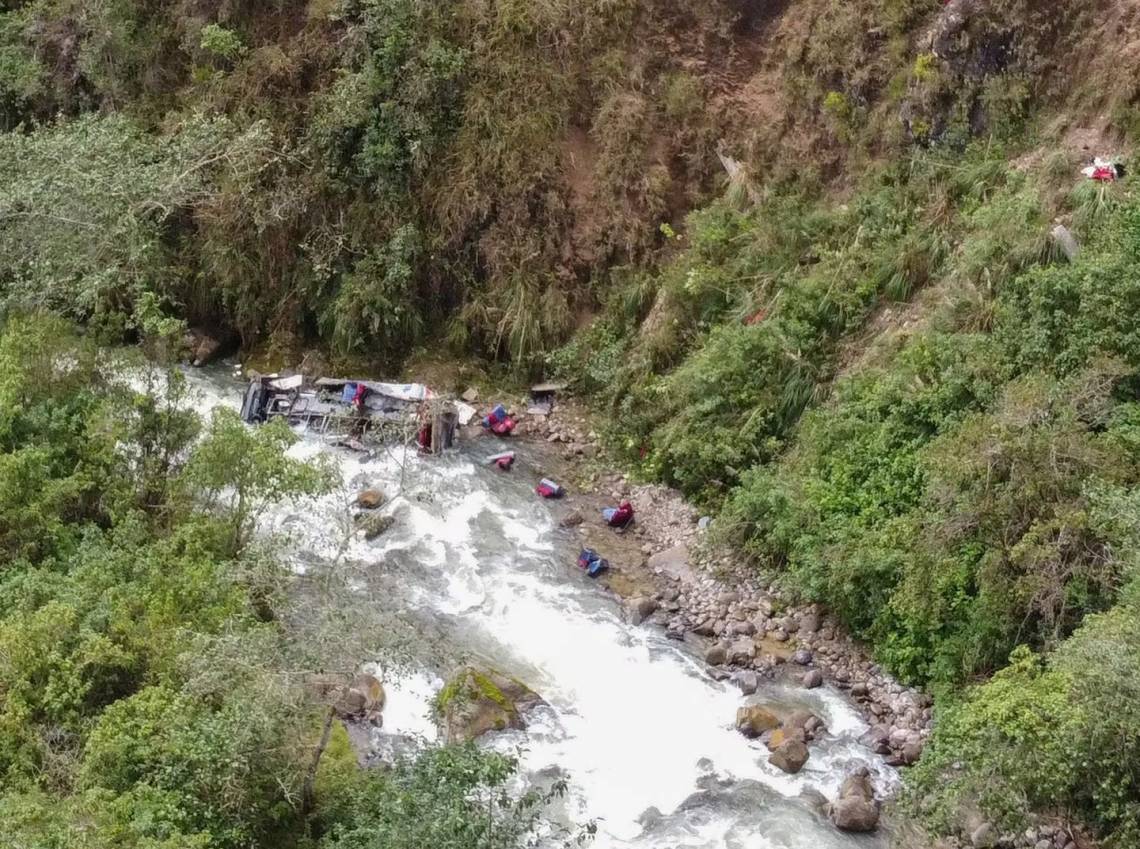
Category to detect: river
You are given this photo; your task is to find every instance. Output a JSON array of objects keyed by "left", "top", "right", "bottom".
[{"left": 187, "top": 367, "right": 896, "bottom": 849}]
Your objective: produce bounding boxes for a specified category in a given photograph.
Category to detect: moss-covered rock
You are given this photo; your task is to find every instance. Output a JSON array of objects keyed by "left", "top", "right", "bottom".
[
  {"left": 435, "top": 666, "right": 543, "bottom": 743},
  {"left": 356, "top": 512, "right": 395, "bottom": 540}
]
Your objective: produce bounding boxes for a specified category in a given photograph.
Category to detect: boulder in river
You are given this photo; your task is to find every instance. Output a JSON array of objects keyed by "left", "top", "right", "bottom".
[
  {"left": 802, "top": 669, "right": 823, "bottom": 689},
  {"left": 827, "top": 766, "right": 880, "bottom": 832},
  {"left": 829, "top": 796, "right": 880, "bottom": 832},
  {"left": 436, "top": 666, "right": 543, "bottom": 743},
  {"left": 627, "top": 596, "right": 658, "bottom": 626},
  {"left": 732, "top": 670, "right": 759, "bottom": 696},
  {"left": 768, "top": 738, "right": 809, "bottom": 773},
  {"left": 735, "top": 705, "right": 780, "bottom": 738},
  {"left": 357, "top": 512, "right": 395, "bottom": 540},
  {"left": 356, "top": 489, "right": 385, "bottom": 509},
  {"left": 765, "top": 726, "right": 806, "bottom": 751},
  {"left": 705, "top": 644, "right": 727, "bottom": 666}
]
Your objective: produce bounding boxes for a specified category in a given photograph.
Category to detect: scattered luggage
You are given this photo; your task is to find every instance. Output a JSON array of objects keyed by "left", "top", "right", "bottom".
[
  {"left": 577, "top": 548, "right": 610, "bottom": 579},
  {"left": 536, "top": 478, "right": 564, "bottom": 499},
  {"left": 602, "top": 500, "right": 635, "bottom": 529},
  {"left": 483, "top": 403, "right": 516, "bottom": 436},
  {"left": 1082, "top": 157, "right": 1126, "bottom": 182}
]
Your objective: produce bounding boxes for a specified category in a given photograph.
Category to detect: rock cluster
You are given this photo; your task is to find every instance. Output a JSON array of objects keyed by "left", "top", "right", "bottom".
[
  {"left": 184, "top": 326, "right": 231, "bottom": 367},
  {"left": 643, "top": 565, "right": 931, "bottom": 764},
  {"left": 963, "top": 821, "right": 1079, "bottom": 849},
  {"left": 521, "top": 399, "right": 932, "bottom": 763},
  {"left": 735, "top": 706, "right": 826, "bottom": 774}
]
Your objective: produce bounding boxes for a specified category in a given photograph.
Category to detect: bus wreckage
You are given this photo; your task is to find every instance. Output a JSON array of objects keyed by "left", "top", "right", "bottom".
[{"left": 239, "top": 374, "right": 471, "bottom": 453}]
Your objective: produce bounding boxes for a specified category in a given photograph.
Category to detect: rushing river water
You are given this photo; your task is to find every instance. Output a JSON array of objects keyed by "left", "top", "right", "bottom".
[{"left": 187, "top": 367, "right": 896, "bottom": 849}]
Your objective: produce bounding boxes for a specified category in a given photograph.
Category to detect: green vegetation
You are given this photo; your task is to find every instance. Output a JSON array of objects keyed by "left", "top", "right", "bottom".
[
  {"left": 3, "top": 0, "right": 1140, "bottom": 845},
  {"left": 554, "top": 142, "right": 1140, "bottom": 840},
  {"left": 0, "top": 316, "right": 550, "bottom": 849}
]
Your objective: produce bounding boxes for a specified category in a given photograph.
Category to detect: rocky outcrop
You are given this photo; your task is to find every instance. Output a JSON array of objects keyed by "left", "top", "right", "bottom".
[
  {"left": 436, "top": 666, "right": 543, "bottom": 743},
  {"left": 648, "top": 570, "right": 931, "bottom": 763},
  {"left": 735, "top": 705, "right": 779, "bottom": 738},
  {"left": 827, "top": 766, "right": 880, "bottom": 832},
  {"left": 525, "top": 400, "right": 932, "bottom": 764}
]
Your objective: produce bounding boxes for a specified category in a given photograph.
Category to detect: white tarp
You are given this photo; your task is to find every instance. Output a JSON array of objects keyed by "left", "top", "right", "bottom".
[
  {"left": 269, "top": 374, "right": 303, "bottom": 390},
  {"left": 364, "top": 381, "right": 432, "bottom": 402},
  {"left": 455, "top": 401, "right": 478, "bottom": 426}
]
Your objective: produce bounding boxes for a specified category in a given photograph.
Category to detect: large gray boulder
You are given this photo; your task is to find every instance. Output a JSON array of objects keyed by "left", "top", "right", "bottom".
[
  {"left": 647, "top": 543, "right": 693, "bottom": 582},
  {"left": 627, "top": 597, "right": 658, "bottom": 626},
  {"left": 827, "top": 766, "right": 880, "bottom": 832},
  {"left": 705, "top": 644, "right": 727, "bottom": 666},
  {"left": 727, "top": 638, "right": 757, "bottom": 665},
  {"left": 732, "top": 670, "right": 759, "bottom": 696},
  {"left": 829, "top": 797, "right": 880, "bottom": 832}
]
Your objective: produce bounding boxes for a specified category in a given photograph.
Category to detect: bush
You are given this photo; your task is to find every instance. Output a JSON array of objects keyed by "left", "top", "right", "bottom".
[
  {"left": 908, "top": 581, "right": 1140, "bottom": 846},
  {"left": 199, "top": 24, "right": 245, "bottom": 64}
]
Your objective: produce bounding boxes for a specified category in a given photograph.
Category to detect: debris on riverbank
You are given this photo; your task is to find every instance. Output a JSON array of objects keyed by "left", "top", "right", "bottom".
[{"left": 497, "top": 391, "right": 934, "bottom": 769}]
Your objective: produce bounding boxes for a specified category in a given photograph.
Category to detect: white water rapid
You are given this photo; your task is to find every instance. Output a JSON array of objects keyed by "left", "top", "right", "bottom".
[{"left": 187, "top": 368, "right": 897, "bottom": 849}]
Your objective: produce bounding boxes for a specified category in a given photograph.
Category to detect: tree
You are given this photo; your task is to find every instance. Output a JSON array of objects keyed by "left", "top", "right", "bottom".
[
  {"left": 182, "top": 409, "right": 337, "bottom": 554},
  {"left": 0, "top": 113, "right": 273, "bottom": 327},
  {"left": 317, "top": 744, "right": 564, "bottom": 849}
]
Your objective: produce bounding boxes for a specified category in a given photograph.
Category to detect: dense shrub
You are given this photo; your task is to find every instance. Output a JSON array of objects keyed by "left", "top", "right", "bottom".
[{"left": 0, "top": 316, "right": 548, "bottom": 849}]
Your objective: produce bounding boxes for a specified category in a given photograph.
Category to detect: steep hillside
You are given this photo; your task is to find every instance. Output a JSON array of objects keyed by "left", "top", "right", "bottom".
[
  {"left": 4, "top": 0, "right": 1140, "bottom": 846},
  {"left": 0, "top": 0, "right": 1123, "bottom": 363}
]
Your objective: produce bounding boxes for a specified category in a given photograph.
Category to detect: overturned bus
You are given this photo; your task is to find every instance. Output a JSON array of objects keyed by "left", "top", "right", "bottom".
[{"left": 239, "top": 375, "right": 457, "bottom": 450}]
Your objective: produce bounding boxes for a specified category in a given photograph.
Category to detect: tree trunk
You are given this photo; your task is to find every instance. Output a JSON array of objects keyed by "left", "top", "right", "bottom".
[{"left": 302, "top": 705, "right": 337, "bottom": 827}]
